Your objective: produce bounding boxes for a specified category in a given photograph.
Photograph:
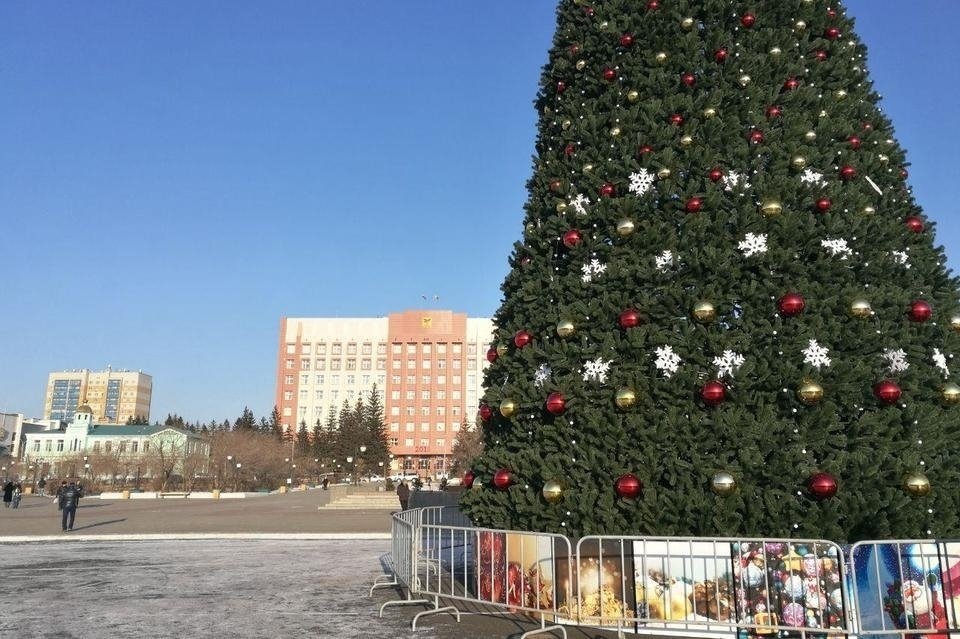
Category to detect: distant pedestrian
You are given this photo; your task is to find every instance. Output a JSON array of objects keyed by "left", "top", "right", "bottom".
[
  {"left": 59, "top": 481, "right": 81, "bottom": 532},
  {"left": 321, "top": 477, "right": 329, "bottom": 490},
  {"left": 55, "top": 481, "right": 68, "bottom": 511},
  {"left": 37, "top": 477, "right": 47, "bottom": 496},
  {"left": 11, "top": 483, "right": 22, "bottom": 509},
  {"left": 396, "top": 480, "right": 410, "bottom": 511},
  {"left": 2, "top": 481, "right": 12, "bottom": 508}
]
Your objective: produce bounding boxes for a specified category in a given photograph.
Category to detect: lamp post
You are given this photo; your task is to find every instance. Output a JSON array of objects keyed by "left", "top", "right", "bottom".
[
  {"left": 235, "top": 462, "right": 242, "bottom": 492},
  {"left": 314, "top": 458, "right": 320, "bottom": 485}
]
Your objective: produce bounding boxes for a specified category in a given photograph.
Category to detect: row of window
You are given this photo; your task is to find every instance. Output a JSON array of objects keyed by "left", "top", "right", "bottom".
[
  {"left": 388, "top": 438, "right": 449, "bottom": 449},
  {"left": 285, "top": 357, "right": 486, "bottom": 372},
  {"left": 286, "top": 342, "right": 485, "bottom": 356},
  {"left": 31, "top": 439, "right": 149, "bottom": 454},
  {"left": 284, "top": 374, "right": 388, "bottom": 387},
  {"left": 389, "top": 423, "right": 461, "bottom": 432}
]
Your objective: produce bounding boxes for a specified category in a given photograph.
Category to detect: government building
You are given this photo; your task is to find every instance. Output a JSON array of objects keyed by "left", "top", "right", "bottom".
[{"left": 275, "top": 310, "right": 493, "bottom": 479}]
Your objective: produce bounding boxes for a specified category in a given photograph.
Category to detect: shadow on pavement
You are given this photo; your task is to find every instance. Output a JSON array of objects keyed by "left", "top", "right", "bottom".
[{"left": 68, "top": 519, "right": 127, "bottom": 532}]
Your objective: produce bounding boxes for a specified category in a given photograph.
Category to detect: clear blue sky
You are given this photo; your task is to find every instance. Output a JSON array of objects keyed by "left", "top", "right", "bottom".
[{"left": 3, "top": 1, "right": 959, "bottom": 423}]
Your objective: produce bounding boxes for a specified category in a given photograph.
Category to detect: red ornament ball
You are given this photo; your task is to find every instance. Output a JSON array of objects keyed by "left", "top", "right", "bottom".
[
  {"left": 862, "top": 121, "right": 874, "bottom": 131},
  {"left": 486, "top": 347, "right": 498, "bottom": 364},
  {"left": 669, "top": 113, "right": 684, "bottom": 127},
  {"left": 493, "top": 469, "right": 513, "bottom": 490},
  {"left": 599, "top": 182, "right": 616, "bottom": 198},
  {"left": 513, "top": 330, "right": 533, "bottom": 349},
  {"left": 701, "top": 380, "right": 727, "bottom": 407},
  {"left": 839, "top": 165, "right": 858, "bottom": 181},
  {"left": 646, "top": 0, "right": 659, "bottom": 9},
  {"left": 778, "top": 292, "right": 806, "bottom": 317},
  {"left": 873, "top": 379, "right": 902, "bottom": 405},
  {"left": 815, "top": 197, "right": 832, "bottom": 213},
  {"left": 462, "top": 471, "right": 475, "bottom": 489},
  {"left": 556, "top": 81, "right": 567, "bottom": 94},
  {"left": 814, "top": 50, "right": 829, "bottom": 62},
  {"left": 825, "top": 27, "right": 841, "bottom": 40},
  {"left": 827, "top": 8, "right": 838, "bottom": 19},
  {"left": 479, "top": 404, "right": 493, "bottom": 422},
  {"left": 618, "top": 308, "right": 641, "bottom": 329},
  {"left": 685, "top": 197, "right": 703, "bottom": 213},
  {"left": 562, "top": 229, "right": 582, "bottom": 248},
  {"left": 545, "top": 392, "right": 567, "bottom": 416},
  {"left": 714, "top": 48, "right": 728, "bottom": 63},
  {"left": 708, "top": 168, "right": 724, "bottom": 183},
  {"left": 615, "top": 473, "right": 642, "bottom": 499},
  {"left": 905, "top": 216, "right": 925, "bottom": 233},
  {"left": 637, "top": 144, "right": 654, "bottom": 156},
  {"left": 749, "top": 130, "right": 764, "bottom": 144},
  {"left": 901, "top": 168, "right": 909, "bottom": 179},
  {"left": 583, "top": 6, "right": 595, "bottom": 17},
  {"left": 848, "top": 135, "right": 861, "bottom": 150},
  {"left": 681, "top": 73, "right": 696, "bottom": 87},
  {"left": 808, "top": 472, "right": 838, "bottom": 500},
  {"left": 563, "top": 143, "right": 575, "bottom": 157},
  {"left": 909, "top": 300, "right": 932, "bottom": 323},
  {"left": 568, "top": 44, "right": 581, "bottom": 57},
  {"left": 602, "top": 67, "right": 616, "bottom": 82},
  {"left": 619, "top": 34, "right": 634, "bottom": 47},
  {"left": 782, "top": 77, "right": 800, "bottom": 91},
  {"left": 765, "top": 105, "right": 782, "bottom": 119},
  {"left": 740, "top": 13, "right": 756, "bottom": 28}
]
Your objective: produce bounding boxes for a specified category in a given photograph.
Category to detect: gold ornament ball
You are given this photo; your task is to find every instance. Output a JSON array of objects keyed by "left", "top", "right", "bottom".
[
  {"left": 627, "top": 90, "right": 639, "bottom": 102},
  {"left": 496, "top": 344, "right": 509, "bottom": 357},
  {"left": 878, "top": 154, "right": 889, "bottom": 164},
  {"left": 599, "top": 20, "right": 609, "bottom": 30},
  {"left": 804, "top": 130, "right": 817, "bottom": 142},
  {"left": 610, "top": 126, "right": 622, "bottom": 137},
  {"left": 561, "top": 119, "right": 572, "bottom": 130},
  {"left": 680, "top": 134, "right": 693, "bottom": 147},
  {"left": 616, "top": 219, "right": 635, "bottom": 237},
  {"left": 680, "top": 17, "right": 694, "bottom": 30},
  {"left": 711, "top": 471, "right": 737, "bottom": 497},
  {"left": 950, "top": 315, "right": 960, "bottom": 334},
  {"left": 794, "top": 20, "right": 807, "bottom": 32},
  {"left": 693, "top": 300, "right": 716, "bottom": 323},
  {"left": 862, "top": 205, "right": 876, "bottom": 216},
  {"left": 797, "top": 380, "right": 824, "bottom": 406},
  {"left": 835, "top": 89, "right": 848, "bottom": 100},
  {"left": 760, "top": 200, "right": 783, "bottom": 218},
  {"left": 525, "top": 222, "right": 535, "bottom": 233},
  {"left": 904, "top": 472, "right": 931, "bottom": 497},
  {"left": 556, "top": 319, "right": 576, "bottom": 338},
  {"left": 769, "top": 46, "right": 782, "bottom": 56},
  {"left": 738, "top": 74, "right": 752, "bottom": 87},
  {"left": 655, "top": 51, "right": 668, "bottom": 64},
  {"left": 556, "top": 201, "right": 568, "bottom": 214},
  {"left": 656, "top": 167, "right": 671, "bottom": 180},
  {"left": 941, "top": 383, "right": 960, "bottom": 406},
  {"left": 791, "top": 156, "right": 807, "bottom": 170},
  {"left": 575, "top": 59, "right": 586, "bottom": 71},
  {"left": 542, "top": 480, "right": 565, "bottom": 504},
  {"left": 703, "top": 107, "right": 717, "bottom": 118},
  {"left": 819, "top": 110, "right": 828, "bottom": 118},
  {"left": 583, "top": 163, "right": 595, "bottom": 174},
  {"left": 499, "top": 399, "right": 517, "bottom": 418},
  {"left": 615, "top": 387, "right": 637, "bottom": 409},
  {"left": 849, "top": 298, "right": 872, "bottom": 318}
]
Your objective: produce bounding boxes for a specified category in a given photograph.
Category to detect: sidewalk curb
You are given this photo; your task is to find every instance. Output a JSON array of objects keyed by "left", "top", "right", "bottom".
[{"left": 0, "top": 533, "right": 392, "bottom": 543}]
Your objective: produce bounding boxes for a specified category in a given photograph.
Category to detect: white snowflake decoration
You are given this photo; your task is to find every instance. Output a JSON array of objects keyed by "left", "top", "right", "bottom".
[
  {"left": 738, "top": 232, "right": 768, "bottom": 257},
  {"left": 534, "top": 363, "right": 552, "bottom": 389},
  {"left": 628, "top": 169, "right": 655, "bottom": 197},
  {"left": 722, "top": 170, "right": 751, "bottom": 192},
  {"left": 653, "top": 346, "right": 681, "bottom": 378},
  {"left": 882, "top": 348, "right": 910, "bottom": 374},
  {"left": 654, "top": 250, "right": 674, "bottom": 272},
  {"left": 891, "top": 250, "right": 911, "bottom": 269},
  {"left": 580, "top": 259, "right": 608, "bottom": 282},
  {"left": 582, "top": 357, "right": 612, "bottom": 383},
  {"left": 802, "top": 340, "right": 832, "bottom": 369},
  {"left": 933, "top": 349, "right": 950, "bottom": 378},
  {"left": 821, "top": 238, "right": 853, "bottom": 260},
  {"left": 570, "top": 193, "right": 590, "bottom": 216},
  {"left": 713, "top": 350, "right": 745, "bottom": 378},
  {"left": 799, "top": 169, "right": 827, "bottom": 187}
]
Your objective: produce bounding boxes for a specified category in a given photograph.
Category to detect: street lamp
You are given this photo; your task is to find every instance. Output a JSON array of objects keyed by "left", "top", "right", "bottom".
[{"left": 235, "top": 462, "right": 242, "bottom": 492}]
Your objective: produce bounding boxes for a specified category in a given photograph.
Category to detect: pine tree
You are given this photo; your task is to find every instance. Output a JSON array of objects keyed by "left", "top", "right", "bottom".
[
  {"left": 362, "top": 385, "right": 392, "bottom": 473},
  {"left": 269, "top": 406, "right": 284, "bottom": 442},
  {"left": 296, "top": 420, "right": 311, "bottom": 455},
  {"left": 460, "top": 0, "right": 960, "bottom": 542},
  {"left": 234, "top": 407, "right": 257, "bottom": 432}
]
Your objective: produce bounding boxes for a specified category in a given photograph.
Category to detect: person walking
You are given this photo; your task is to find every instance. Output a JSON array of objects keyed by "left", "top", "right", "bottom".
[
  {"left": 55, "top": 481, "right": 67, "bottom": 510},
  {"left": 59, "top": 481, "right": 81, "bottom": 532},
  {"left": 2, "top": 480, "right": 13, "bottom": 508},
  {"left": 396, "top": 480, "right": 410, "bottom": 511},
  {"left": 37, "top": 477, "right": 47, "bottom": 497},
  {"left": 11, "top": 483, "right": 22, "bottom": 509}
]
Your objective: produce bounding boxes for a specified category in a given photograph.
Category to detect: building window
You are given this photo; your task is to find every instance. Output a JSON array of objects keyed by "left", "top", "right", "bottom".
[
  {"left": 105, "top": 441, "right": 112, "bottom": 453},
  {"left": 453, "top": 343, "right": 462, "bottom": 354},
  {"left": 361, "top": 343, "right": 372, "bottom": 355},
  {"left": 390, "top": 423, "right": 400, "bottom": 432},
  {"left": 390, "top": 437, "right": 399, "bottom": 446},
  {"left": 143, "top": 441, "right": 150, "bottom": 452},
  {"left": 405, "top": 407, "right": 415, "bottom": 416},
  {"left": 437, "top": 390, "right": 446, "bottom": 400},
  {"left": 417, "top": 458, "right": 430, "bottom": 470},
  {"left": 405, "top": 423, "right": 414, "bottom": 432},
  {"left": 283, "top": 407, "right": 292, "bottom": 416},
  {"left": 377, "top": 358, "right": 386, "bottom": 370},
  {"left": 346, "top": 375, "right": 355, "bottom": 385},
  {"left": 407, "top": 359, "right": 416, "bottom": 370},
  {"left": 299, "top": 390, "right": 308, "bottom": 401},
  {"left": 284, "top": 375, "right": 294, "bottom": 385},
  {"left": 392, "top": 344, "right": 402, "bottom": 354},
  {"left": 317, "top": 344, "right": 327, "bottom": 355},
  {"left": 404, "top": 438, "right": 414, "bottom": 447},
  {"left": 468, "top": 360, "right": 476, "bottom": 370},
  {"left": 419, "top": 439, "right": 429, "bottom": 448},
  {"left": 420, "top": 423, "right": 429, "bottom": 432},
  {"left": 421, "top": 407, "right": 430, "bottom": 416},
  {"left": 316, "top": 360, "right": 326, "bottom": 370},
  {"left": 452, "top": 406, "right": 460, "bottom": 416},
  {"left": 301, "top": 375, "right": 309, "bottom": 384},
  {"left": 437, "top": 375, "right": 446, "bottom": 385},
  {"left": 283, "top": 391, "right": 293, "bottom": 401},
  {"left": 452, "top": 360, "right": 461, "bottom": 370},
  {"left": 286, "top": 343, "right": 296, "bottom": 354},
  {"left": 391, "top": 391, "right": 400, "bottom": 400},
  {"left": 452, "top": 422, "right": 461, "bottom": 431},
  {"left": 406, "top": 375, "right": 415, "bottom": 385},
  {"left": 378, "top": 343, "right": 387, "bottom": 355},
  {"left": 361, "top": 359, "right": 371, "bottom": 370},
  {"left": 435, "top": 439, "right": 445, "bottom": 449},
  {"left": 346, "top": 360, "right": 357, "bottom": 370},
  {"left": 437, "top": 343, "right": 447, "bottom": 354},
  {"left": 56, "top": 440, "right": 64, "bottom": 452},
  {"left": 132, "top": 441, "right": 140, "bottom": 453},
  {"left": 377, "top": 375, "right": 385, "bottom": 386},
  {"left": 390, "top": 407, "right": 400, "bottom": 416},
  {"left": 315, "top": 390, "right": 324, "bottom": 400},
  {"left": 302, "top": 344, "right": 312, "bottom": 355},
  {"left": 93, "top": 441, "right": 101, "bottom": 452},
  {"left": 468, "top": 343, "right": 477, "bottom": 355},
  {"left": 452, "top": 390, "right": 461, "bottom": 400},
  {"left": 331, "top": 391, "right": 339, "bottom": 401},
  {"left": 331, "top": 359, "right": 341, "bottom": 370},
  {"left": 119, "top": 441, "right": 127, "bottom": 453},
  {"left": 437, "top": 360, "right": 446, "bottom": 370},
  {"left": 285, "top": 359, "right": 294, "bottom": 369},
  {"left": 406, "top": 343, "right": 416, "bottom": 354},
  {"left": 421, "top": 391, "right": 430, "bottom": 400},
  {"left": 362, "top": 375, "right": 370, "bottom": 385},
  {"left": 44, "top": 440, "right": 52, "bottom": 451},
  {"left": 453, "top": 375, "right": 461, "bottom": 384},
  {"left": 422, "top": 344, "right": 431, "bottom": 355},
  {"left": 34, "top": 440, "right": 41, "bottom": 452},
  {"left": 436, "top": 407, "right": 445, "bottom": 416},
  {"left": 406, "top": 391, "right": 415, "bottom": 400},
  {"left": 436, "top": 423, "right": 445, "bottom": 431},
  {"left": 392, "top": 375, "right": 401, "bottom": 385},
  {"left": 316, "top": 375, "right": 324, "bottom": 384},
  {"left": 392, "top": 360, "right": 401, "bottom": 370},
  {"left": 422, "top": 376, "right": 431, "bottom": 385},
  {"left": 347, "top": 343, "right": 357, "bottom": 355},
  {"left": 332, "top": 344, "right": 342, "bottom": 355}
]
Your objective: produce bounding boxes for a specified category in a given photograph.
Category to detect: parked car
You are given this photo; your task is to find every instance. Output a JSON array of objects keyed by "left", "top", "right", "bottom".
[
  {"left": 365, "top": 474, "right": 386, "bottom": 483},
  {"left": 389, "top": 473, "right": 419, "bottom": 483}
]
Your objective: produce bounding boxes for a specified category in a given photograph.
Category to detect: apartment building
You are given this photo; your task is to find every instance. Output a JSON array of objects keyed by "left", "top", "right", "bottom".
[
  {"left": 275, "top": 310, "right": 493, "bottom": 477},
  {"left": 44, "top": 368, "right": 152, "bottom": 424}
]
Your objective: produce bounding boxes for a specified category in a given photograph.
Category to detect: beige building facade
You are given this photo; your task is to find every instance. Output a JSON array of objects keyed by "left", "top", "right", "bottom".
[{"left": 44, "top": 369, "right": 152, "bottom": 424}]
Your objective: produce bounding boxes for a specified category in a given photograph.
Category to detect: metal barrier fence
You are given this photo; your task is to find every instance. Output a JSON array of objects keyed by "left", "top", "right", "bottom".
[
  {"left": 376, "top": 507, "right": 960, "bottom": 639},
  {"left": 848, "top": 539, "right": 960, "bottom": 637}
]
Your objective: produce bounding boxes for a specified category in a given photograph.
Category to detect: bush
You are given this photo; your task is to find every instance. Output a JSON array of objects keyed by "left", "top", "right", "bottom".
[{"left": 385, "top": 478, "right": 394, "bottom": 491}]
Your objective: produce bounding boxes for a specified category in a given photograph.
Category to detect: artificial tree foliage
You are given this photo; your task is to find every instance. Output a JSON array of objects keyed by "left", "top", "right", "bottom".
[{"left": 460, "top": 0, "right": 960, "bottom": 543}]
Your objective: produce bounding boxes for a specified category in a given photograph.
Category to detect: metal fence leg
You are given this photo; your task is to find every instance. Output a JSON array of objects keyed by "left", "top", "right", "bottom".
[
  {"left": 369, "top": 574, "right": 398, "bottom": 597},
  {"left": 379, "top": 591, "right": 431, "bottom": 618},
  {"left": 519, "top": 626, "right": 567, "bottom": 639},
  {"left": 410, "top": 595, "right": 461, "bottom": 631}
]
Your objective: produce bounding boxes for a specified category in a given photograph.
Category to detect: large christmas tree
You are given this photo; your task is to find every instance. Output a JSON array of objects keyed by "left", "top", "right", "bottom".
[{"left": 460, "top": 0, "right": 960, "bottom": 543}]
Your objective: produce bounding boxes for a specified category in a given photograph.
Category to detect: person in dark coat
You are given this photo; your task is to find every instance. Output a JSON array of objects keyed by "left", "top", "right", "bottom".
[
  {"left": 38, "top": 477, "right": 47, "bottom": 497},
  {"left": 55, "top": 481, "right": 67, "bottom": 510},
  {"left": 396, "top": 481, "right": 410, "bottom": 511},
  {"left": 59, "top": 481, "right": 81, "bottom": 531},
  {"left": 11, "top": 483, "right": 22, "bottom": 508},
  {"left": 2, "top": 481, "right": 13, "bottom": 508}
]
